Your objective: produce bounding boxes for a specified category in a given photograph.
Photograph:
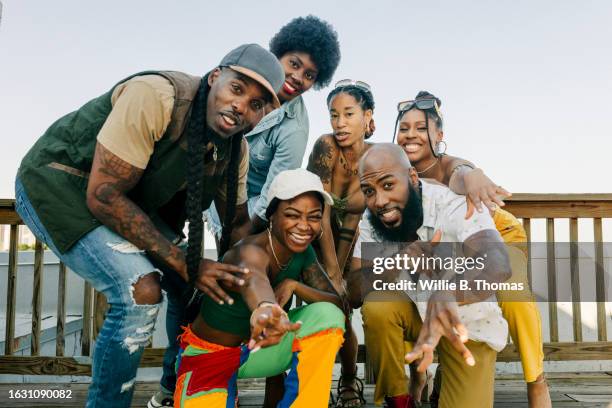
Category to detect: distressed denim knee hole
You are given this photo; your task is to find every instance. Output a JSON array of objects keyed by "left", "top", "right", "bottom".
[{"left": 130, "top": 271, "right": 163, "bottom": 305}]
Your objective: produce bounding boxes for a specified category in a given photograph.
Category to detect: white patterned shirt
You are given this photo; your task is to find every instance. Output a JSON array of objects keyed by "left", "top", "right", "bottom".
[{"left": 354, "top": 180, "right": 508, "bottom": 352}]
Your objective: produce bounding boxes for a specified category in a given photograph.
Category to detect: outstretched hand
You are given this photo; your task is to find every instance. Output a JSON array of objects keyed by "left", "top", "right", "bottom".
[
  {"left": 463, "top": 169, "right": 511, "bottom": 219},
  {"left": 405, "top": 291, "right": 473, "bottom": 372},
  {"left": 248, "top": 303, "right": 301, "bottom": 352}
]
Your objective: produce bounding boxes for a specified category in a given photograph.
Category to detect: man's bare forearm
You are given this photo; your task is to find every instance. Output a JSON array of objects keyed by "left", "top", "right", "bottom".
[
  {"left": 451, "top": 230, "right": 511, "bottom": 304},
  {"left": 87, "top": 143, "right": 187, "bottom": 279},
  {"left": 89, "top": 189, "right": 187, "bottom": 279}
]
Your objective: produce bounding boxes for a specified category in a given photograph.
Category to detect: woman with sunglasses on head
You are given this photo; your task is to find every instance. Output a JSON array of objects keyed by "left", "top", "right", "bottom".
[
  {"left": 395, "top": 91, "right": 551, "bottom": 408},
  {"left": 307, "top": 79, "right": 376, "bottom": 408},
  {"left": 393, "top": 91, "right": 510, "bottom": 214},
  {"left": 174, "top": 169, "right": 346, "bottom": 408}
]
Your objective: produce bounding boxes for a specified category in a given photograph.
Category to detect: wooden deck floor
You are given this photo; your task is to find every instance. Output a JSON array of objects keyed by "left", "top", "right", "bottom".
[{"left": 0, "top": 372, "right": 611, "bottom": 407}]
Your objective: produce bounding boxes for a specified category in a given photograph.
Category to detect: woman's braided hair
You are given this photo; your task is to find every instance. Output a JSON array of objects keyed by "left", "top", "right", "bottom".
[
  {"left": 326, "top": 85, "right": 376, "bottom": 139},
  {"left": 414, "top": 90, "right": 443, "bottom": 130}
]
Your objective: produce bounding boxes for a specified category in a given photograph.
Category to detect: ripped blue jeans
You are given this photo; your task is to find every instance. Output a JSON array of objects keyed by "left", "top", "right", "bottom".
[{"left": 15, "top": 178, "right": 162, "bottom": 408}]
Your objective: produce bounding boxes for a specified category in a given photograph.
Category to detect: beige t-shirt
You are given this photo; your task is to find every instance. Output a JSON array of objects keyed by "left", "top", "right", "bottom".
[{"left": 97, "top": 74, "right": 248, "bottom": 205}]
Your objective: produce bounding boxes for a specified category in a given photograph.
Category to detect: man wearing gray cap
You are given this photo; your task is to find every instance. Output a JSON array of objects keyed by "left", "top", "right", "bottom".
[{"left": 14, "top": 43, "right": 284, "bottom": 408}]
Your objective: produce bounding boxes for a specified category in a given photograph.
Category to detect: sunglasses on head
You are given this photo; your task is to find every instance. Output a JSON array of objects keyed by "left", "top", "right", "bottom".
[
  {"left": 392, "top": 98, "right": 443, "bottom": 153},
  {"left": 397, "top": 98, "right": 443, "bottom": 120},
  {"left": 334, "top": 79, "right": 372, "bottom": 93}
]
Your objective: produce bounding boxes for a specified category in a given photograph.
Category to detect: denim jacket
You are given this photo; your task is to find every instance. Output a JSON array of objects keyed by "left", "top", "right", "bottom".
[{"left": 245, "top": 95, "right": 309, "bottom": 220}]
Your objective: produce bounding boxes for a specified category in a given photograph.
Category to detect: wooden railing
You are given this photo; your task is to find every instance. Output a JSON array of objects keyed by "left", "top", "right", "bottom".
[
  {"left": 0, "top": 194, "right": 611, "bottom": 376},
  {"left": 505, "top": 194, "right": 610, "bottom": 340}
]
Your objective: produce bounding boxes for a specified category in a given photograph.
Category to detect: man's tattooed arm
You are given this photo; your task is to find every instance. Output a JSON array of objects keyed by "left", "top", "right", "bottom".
[{"left": 86, "top": 143, "right": 187, "bottom": 280}]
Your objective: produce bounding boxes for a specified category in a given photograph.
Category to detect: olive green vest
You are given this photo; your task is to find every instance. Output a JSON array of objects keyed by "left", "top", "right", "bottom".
[{"left": 18, "top": 71, "right": 233, "bottom": 253}]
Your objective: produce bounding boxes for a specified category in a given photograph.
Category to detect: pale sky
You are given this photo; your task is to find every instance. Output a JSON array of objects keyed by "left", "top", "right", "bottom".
[
  {"left": 1, "top": 0, "right": 610, "bottom": 202},
  {"left": 1, "top": 1, "right": 610, "bottom": 340}
]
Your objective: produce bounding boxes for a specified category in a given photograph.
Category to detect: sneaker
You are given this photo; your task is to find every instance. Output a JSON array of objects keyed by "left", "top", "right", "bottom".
[{"left": 147, "top": 390, "right": 174, "bottom": 408}]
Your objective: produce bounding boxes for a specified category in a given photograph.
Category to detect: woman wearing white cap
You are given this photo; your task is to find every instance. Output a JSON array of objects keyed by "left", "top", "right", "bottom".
[{"left": 174, "top": 168, "right": 346, "bottom": 407}]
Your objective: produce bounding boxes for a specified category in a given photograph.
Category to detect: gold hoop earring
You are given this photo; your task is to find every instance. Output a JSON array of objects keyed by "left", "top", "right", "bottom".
[{"left": 318, "top": 229, "right": 324, "bottom": 240}]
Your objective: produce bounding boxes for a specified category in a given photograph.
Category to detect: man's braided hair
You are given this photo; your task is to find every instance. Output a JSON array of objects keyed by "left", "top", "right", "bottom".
[
  {"left": 185, "top": 74, "right": 242, "bottom": 287},
  {"left": 217, "top": 134, "right": 242, "bottom": 258}
]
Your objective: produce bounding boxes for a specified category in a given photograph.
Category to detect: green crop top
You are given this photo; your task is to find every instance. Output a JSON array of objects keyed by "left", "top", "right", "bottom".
[{"left": 200, "top": 245, "right": 317, "bottom": 338}]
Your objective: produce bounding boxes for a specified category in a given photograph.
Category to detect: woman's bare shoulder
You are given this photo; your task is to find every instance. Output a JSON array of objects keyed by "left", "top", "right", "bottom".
[
  {"left": 313, "top": 134, "right": 339, "bottom": 156},
  {"left": 224, "top": 237, "right": 270, "bottom": 270},
  {"left": 307, "top": 134, "right": 339, "bottom": 184}
]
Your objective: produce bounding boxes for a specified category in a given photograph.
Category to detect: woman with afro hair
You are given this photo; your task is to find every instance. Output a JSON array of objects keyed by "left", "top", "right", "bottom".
[
  {"left": 204, "top": 15, "right": 342, "bottom": 252},
  {"left": 146, "top": 16, "right": 343, "bottom": 408}
]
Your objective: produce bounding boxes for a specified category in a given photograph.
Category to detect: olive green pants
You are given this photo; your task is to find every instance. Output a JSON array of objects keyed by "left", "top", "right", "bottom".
[{"left": 361, "top": 291, "right": 497, "bottom": 407}]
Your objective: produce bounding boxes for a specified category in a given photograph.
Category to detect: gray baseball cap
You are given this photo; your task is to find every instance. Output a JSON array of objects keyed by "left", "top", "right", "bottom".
[{"left": 220, "top": 43, "right": 284, "bottom": 109}]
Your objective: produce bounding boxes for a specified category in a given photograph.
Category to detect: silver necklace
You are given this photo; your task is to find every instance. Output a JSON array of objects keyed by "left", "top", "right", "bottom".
[{"left": 267, "top": 228, "right": 289, "bottom": 269}]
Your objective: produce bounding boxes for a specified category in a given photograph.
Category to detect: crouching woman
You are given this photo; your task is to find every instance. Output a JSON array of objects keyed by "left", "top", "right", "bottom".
[{"left": 174, "top": 169, "right": 346, "bottom": 408}]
